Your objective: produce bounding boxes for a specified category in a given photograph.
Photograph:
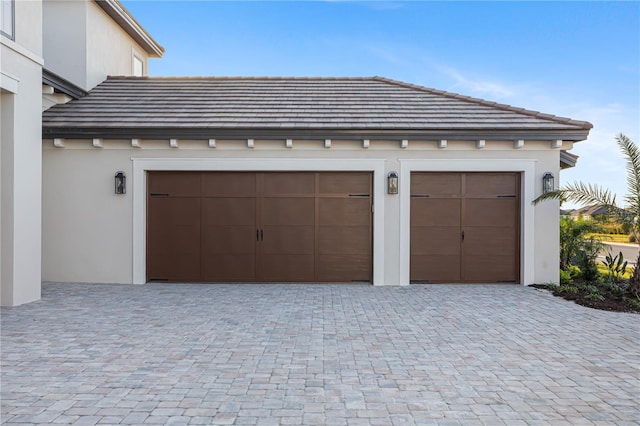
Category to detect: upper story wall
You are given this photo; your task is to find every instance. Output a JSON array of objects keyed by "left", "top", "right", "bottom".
[
  {"left": 2, "top": 0, "right": 43, "bottom": 59},
  {"left": 42, "top": 0, "right": 86, "bottom": 88},
  {"left": 42, "top": 0, "right": 163, "bottom": 92},
  {"left": 86, "top": 1, "right": 149, "bottom": 90}
]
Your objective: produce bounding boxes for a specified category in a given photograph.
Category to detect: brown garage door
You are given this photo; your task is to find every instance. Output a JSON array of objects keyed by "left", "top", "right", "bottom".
[
  {"left": 147, "top": 171, "right": 372, "bottom": 283},
  {"left": 411, "top": 172, "right": 520, "bottom": 283}
]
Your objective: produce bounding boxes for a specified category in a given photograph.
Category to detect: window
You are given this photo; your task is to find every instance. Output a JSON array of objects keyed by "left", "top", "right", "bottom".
[
  {"left": 0, "top": 0, "right": 14, "bottom": 40},
  {"left": 133, "top": 55, "right": 144, "bottom": 77}
]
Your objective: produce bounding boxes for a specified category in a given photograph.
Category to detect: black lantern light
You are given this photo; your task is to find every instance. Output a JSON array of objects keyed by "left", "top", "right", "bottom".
[
  {"left": 542, "top": 172, "right": 554, "bottom": 194},
  {"left": 387, "top": 171, "right": 398, "bottom": 195},
  {"left": 115, "top": 171, "right": 126, "bottom": 194}
]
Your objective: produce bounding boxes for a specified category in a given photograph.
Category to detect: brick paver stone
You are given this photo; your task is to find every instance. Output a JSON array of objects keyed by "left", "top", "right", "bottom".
[{"left": 1, "top": 283, "right": 639, "bottom": 425}]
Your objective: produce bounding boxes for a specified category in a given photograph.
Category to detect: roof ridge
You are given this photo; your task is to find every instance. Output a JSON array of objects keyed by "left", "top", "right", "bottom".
[{"left": 371, "top": 76, "right": 593, "bottom": 130}]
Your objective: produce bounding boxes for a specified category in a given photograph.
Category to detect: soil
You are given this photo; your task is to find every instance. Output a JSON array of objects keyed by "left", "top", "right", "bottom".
[{"left": 530, "top": 283, "right": 640, "bottom": 313}]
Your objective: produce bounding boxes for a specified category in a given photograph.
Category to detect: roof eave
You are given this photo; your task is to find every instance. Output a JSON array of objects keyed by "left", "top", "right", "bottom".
[
  {"left": 560, "top": 150, "right": 579, "bottom": 169},
  {"left": 42, "top": 69, "right": 88, "bottom": 99},
  {"left": 41, "top": 126, "right": 592, "bottom": 142},
  {"left": 95, "top": 0, "right": 165, "bottom": 57}
]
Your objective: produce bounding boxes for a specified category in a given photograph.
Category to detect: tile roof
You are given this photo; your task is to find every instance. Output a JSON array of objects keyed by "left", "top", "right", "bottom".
[{"left": 42, "top": 76, "right": 592, "bottom": 139}]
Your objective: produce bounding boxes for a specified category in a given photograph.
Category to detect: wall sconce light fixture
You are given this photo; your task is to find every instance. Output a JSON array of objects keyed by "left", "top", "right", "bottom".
[
  {"left": 388, "top": 171, "right": 398, "bottom": 194},
  {"left": 115, "top": 171, "right": 126, "bottom": 194},
  {"left": 542, "top": 172, "right": 554, "bottom": 194}
]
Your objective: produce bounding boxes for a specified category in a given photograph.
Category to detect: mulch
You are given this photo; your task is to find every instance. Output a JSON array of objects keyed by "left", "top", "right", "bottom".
[{"left": 530, "top": 283, "right": 640, "bottom": 314}]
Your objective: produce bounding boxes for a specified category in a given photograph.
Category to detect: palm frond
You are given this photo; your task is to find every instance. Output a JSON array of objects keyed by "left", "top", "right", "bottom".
[
  {"left": 616, "top": 134, "right": 640, "bottom": 215},
  {"left": 532, "top": 181, "right": 617, "bottom": 208}
]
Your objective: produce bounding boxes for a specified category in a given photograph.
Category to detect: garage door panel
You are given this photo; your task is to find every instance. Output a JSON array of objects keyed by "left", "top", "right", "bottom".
[
  {"left": 319, "top": 198, "right": 370, "bottom": 226},
  {"left": 147, "top": 196, "right": 201, "bottom": 281},
  {"left": 262, "top": 198, "right": 315, "bottom": 226},
  {"left": 411, "top": 255, "right": 461, "bottom": 283},
  {"left": 148, "top": 171, "right": 202, "bottom": 197},
  {"left": 259, "top": 255, "right": 315, "bottom": 282},
  {"left": 148, "top": 255, "right": 201, "bottom": 281},
  {"left": 463, "top": 255, "right": 516, "bottom": 282},
  {"left": 201, "top": 198, "right": 256, "bottom": 226},
  {"left": 465, "top": 199, "right": 517, "bottom": 227},
  {"left": 411, "top": 173, "right": 461, "bottom": 196},
  {"left": 411, "top": 199, "right": 461, "bottom": 227},
  {"left": 319, "top": 172, "right": 370, "bottom": 195},
  {"left": 202, "top": 226, "right": 256, "bottom": 254},
  {"left": 202, "top": 172, "right": 256, "bottom": 197},
  {"left": 318, "top": 226, "right": 370, "bottom": 254},
  {"left": 261, "top": 226, "right": 314, "bottom": 254},
  {"left": 463, "top": 228, "right": 517, "bottom": 256},
  {"left": 148, "top": 198, "right": 200, "bottom": 225},
  {"left": 202, "top": 254, "right": 256, "bottom": 282},
  {"left": 147, "top": 225, "right": 201, "bottom": 281},
  {"left": 411, "top": 226, "right": 460, "bottom": 255},
  {"left": 263, "top": 173, "right": 315, "bottom": 196},
  {"left": 465, "top": 173, "right": 518, "bottom": 196},
  {"left": 317, "top": 254, "right": 370, "bottom": 282}
]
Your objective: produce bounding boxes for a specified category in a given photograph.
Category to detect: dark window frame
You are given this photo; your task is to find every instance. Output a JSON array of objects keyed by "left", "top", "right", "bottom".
[{"left": 1, "top": 0, "right": 15, "bottom": 41}]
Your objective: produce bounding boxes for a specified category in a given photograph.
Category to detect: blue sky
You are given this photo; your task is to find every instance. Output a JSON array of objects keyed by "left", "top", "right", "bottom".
[{"left": 122, "top": 1, "right": 639, "bottom": 208}]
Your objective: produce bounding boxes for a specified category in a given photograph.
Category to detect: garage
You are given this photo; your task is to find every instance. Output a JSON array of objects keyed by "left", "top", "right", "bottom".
[
  {"left": 410, "top": 172, "right": 520, "bottom": 283},
  {"left": 147, "top": 171, "right": 373, "bottom": 283},
  {"left": 40, "top": 76, "right": 594, "bottom": 287}
]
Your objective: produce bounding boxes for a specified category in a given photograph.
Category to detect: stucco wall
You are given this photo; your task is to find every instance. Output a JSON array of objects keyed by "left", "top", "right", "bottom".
[
  {"left": 1, "top": 0, "right": 43, "bottom": 306},
  {"left": 43, "top": 0, "right": 86, "bottom": 88},
  {"left": 86, "top": 1, "right": 149, "bottom": 89},
  {"left": 42, "top": 139, "right": 562, "bottom": 286},
  {"left": 43, "top": 0, "right": 150, "bottom": 91}
]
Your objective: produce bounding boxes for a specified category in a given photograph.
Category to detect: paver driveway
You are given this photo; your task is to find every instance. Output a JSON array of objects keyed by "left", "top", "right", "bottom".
[{"left": 1, "top": 283, "right": 639, "bottom": 425}]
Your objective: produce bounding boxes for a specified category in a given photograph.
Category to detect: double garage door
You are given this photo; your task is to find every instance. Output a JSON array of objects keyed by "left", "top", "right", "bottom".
[
  {"left": 147, "top": 172, "right": 373, "bottom": 283},
  {"left": 147, "top": 171, "right": 520, "bottom": 284}
]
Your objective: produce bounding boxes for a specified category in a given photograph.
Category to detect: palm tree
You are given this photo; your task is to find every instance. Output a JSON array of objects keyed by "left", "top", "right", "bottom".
[{"left": 533, "top": 133, "right": 640, "bottom": 294}]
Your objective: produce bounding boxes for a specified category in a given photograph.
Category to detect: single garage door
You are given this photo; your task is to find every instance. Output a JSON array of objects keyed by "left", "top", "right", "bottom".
[
  {"left": 411, "top": 172, "right": 520, "bottom": 283},
  {"left": 147, "top": 171, "right": 372, "bottom": 283}
]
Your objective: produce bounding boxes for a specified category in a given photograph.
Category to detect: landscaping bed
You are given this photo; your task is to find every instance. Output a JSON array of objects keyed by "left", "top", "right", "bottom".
[{"left": 531, "top": 282, "right": 640, "bottom": 313}]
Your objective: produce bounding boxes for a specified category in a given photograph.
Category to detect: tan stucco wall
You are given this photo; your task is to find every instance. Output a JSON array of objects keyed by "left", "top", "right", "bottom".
[
  {"left": 42, "top": 139, "right": 561, "bottom": 286},
  {"left": 1, "top": 1, "right": 44, "bottom": 306},
  {"left": 43, "top": 0, "right": 149, "bottom": 91}
]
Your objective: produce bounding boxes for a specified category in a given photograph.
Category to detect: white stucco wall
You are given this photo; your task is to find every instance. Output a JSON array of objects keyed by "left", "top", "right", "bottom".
[
  {"left": 43, "top": 0, "right": 150, "bottom": 91},
  {"left": 85, "top": 1, "right": 149, "bottom": 88},
  {"left": 42, "top": 139, "right": 563, "bottom": 286},
  {"left": 1, "top": 1, "right": 43, "bottom": 306},
  {"left": 43, "top": 0, "right": 86, "bottom": 88}
]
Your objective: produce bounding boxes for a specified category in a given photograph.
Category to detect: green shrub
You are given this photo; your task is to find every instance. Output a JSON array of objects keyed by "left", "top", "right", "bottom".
[
  {"left": 604, "top": 281, "right": 624, "bottom": 294},
  {"left": 627, "top": 296, "right": 640, "bottom": 310},
  {"left": 600, "top": 222, "right": 625, "bottom": 234},
  {"left": 580, "top": 284, "right": 600, "bottom": 295},
  {"left": 568, "top": 265, "right": 581, "bottom": 278},
  {"left": 577, "top": 254, "right": 600, "bottom": 281},
  {"left": 603, "top": 251, "right": 628, "bottom": 286},
  {"left": 559, "top": 270, "right": 572, "bottom": 285},
  {"left": 586, "top": 293, "right": 605, "bottom": 302},
  {"left": 556, "top": 285, "right": 578, "bottom": 294}
]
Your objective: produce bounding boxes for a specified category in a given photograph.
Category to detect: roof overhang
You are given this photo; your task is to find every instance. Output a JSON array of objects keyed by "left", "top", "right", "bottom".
[
  {"left": 95, "top": 0, "right": 164, "bottom": 58},
  {"left": 42, "top": 127, "right": 591, "bottom": 142},
  {"left": 42, "top": 69, "right": 88, "bottom": 99},
  {"left": 560, "top": 150, "right": 579, "bottom": 169}
]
